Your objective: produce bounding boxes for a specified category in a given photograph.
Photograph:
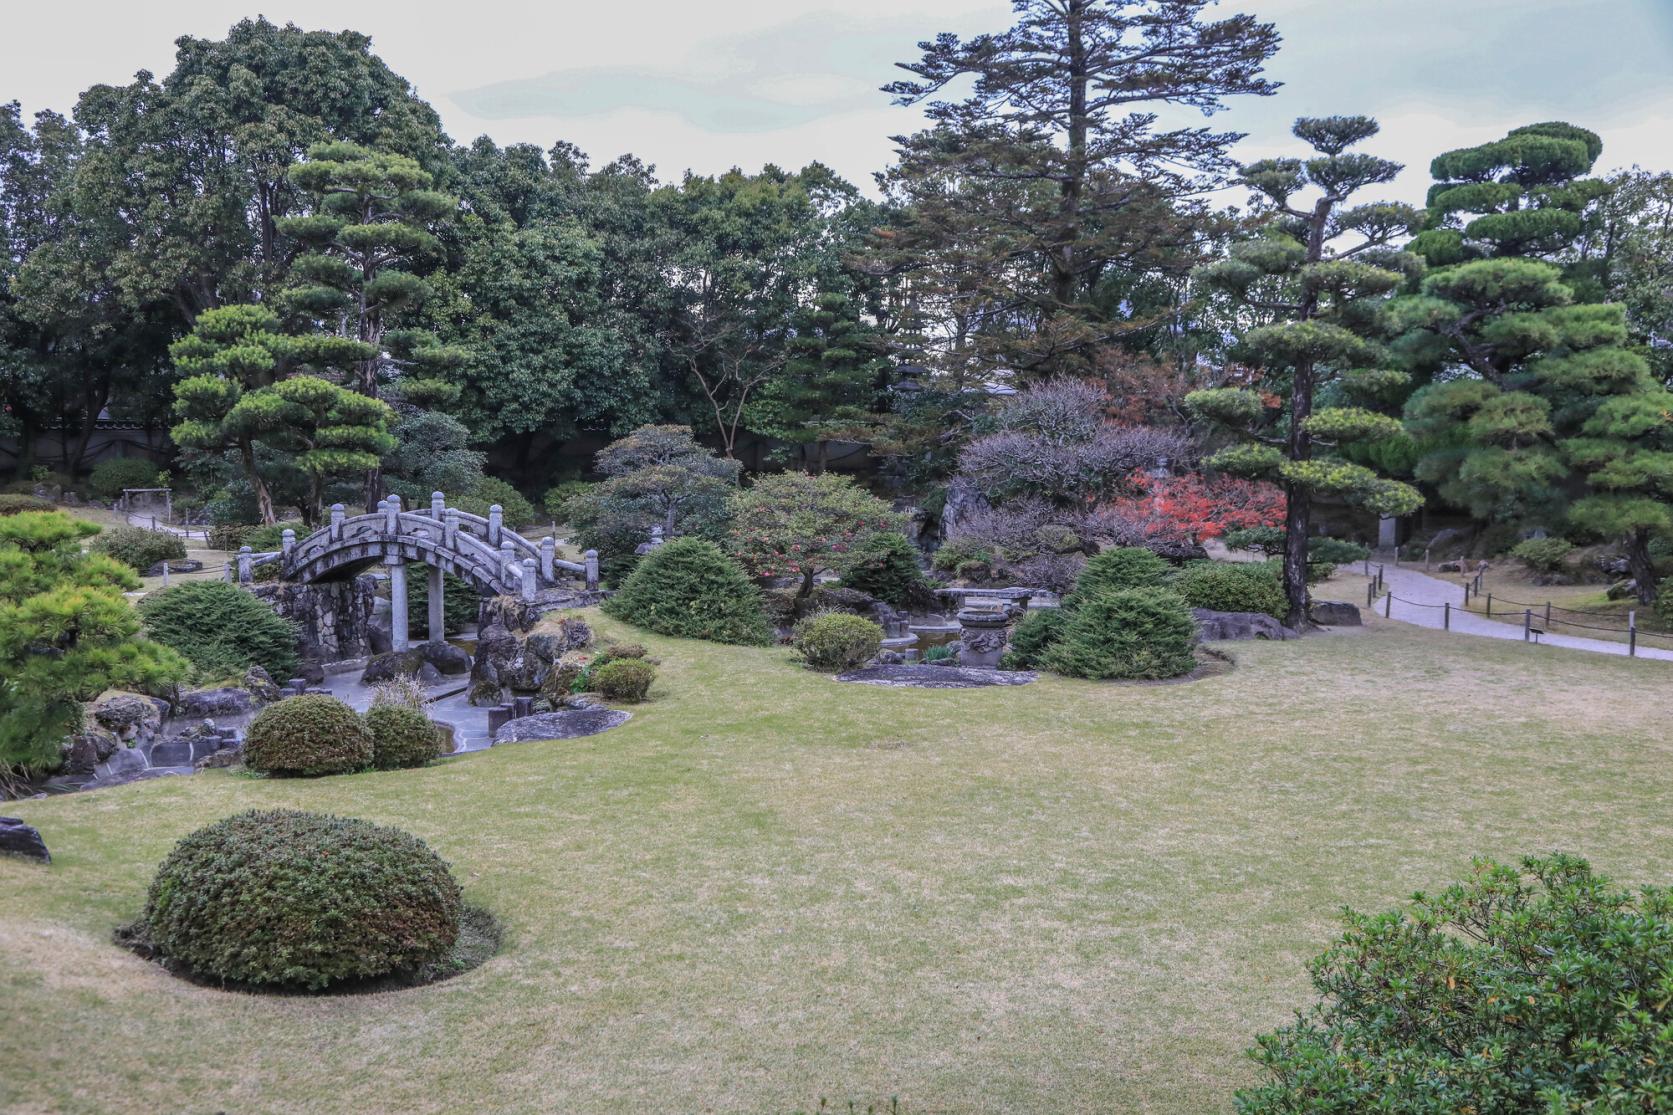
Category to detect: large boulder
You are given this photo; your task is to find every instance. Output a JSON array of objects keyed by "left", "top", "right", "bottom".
[
  {"left": 1308, "top": 600, "right": 1362, "bottom": 627},
  {"left": 175, "top": 687, "right": 257, "bottom": 719},
  {"left": 61, "top": 727, "right": 121, "bottom": 776},
  {"left": 242, "top": 666, "right": 283, "bottom": 704},
  {"left": 361, "top": 650, "right": 423, "bottom": 684},
  {"left": 470, "top": 621, "right": 520, "bottom": 690},
  {"left": 1192, "top": 609, "right": 1299, "bottom": 641},
  {"left": 90, "top": 691, "right": 167, "bottom": 745},
  {"left": 0, "top": 818, "right": 50, "bottom": 863},
  {"left": 414, "top": 640, "right": 471, "bottom": 676}
]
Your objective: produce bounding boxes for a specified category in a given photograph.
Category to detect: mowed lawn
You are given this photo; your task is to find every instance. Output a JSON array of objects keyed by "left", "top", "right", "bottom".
[{"left": 3, "top": 612, "right": 1671, "bottom": 1114}]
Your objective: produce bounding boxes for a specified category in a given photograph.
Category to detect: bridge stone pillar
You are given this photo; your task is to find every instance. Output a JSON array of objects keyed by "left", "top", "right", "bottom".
[
  {"left": 444, "top": 508, "right": 459, "bottom": 548},
  {"left": 488, "top": 504, "right": 503, "bottom": 547},
  {"left": 427, "top": 565, "right": 445, "bottom": 639},
  {"left": 330, "top": 503, "right": 345, "bottom": 542},
  {"left": 430, "top": 491, "right": 445, "bottom": 520},
  {"left": 237, "top": 546, "right": 253, "bottom": 584},
  {"left": 385, "top": 494, "right": 402, "bottom": 534},
  {"left": 499, "top": 539, "right": 515, "bottom": 570},
  {"left": 584, "top": 549, "right": 599, "bottom": 590},
  {"left": 386, "top": 555, "right": 410, "bottom": 652},
  {"left": 539, "top": 536, "right": 555, "bottom": 581},
  {"left": 520, "top": 558, "right": 537, "bottom": 602},
  {"left": 281, "top": 528, "right": 296, "bottom": 560}
]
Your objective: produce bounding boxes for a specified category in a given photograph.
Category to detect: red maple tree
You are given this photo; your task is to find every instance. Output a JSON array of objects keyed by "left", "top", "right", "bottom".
[{"left": 1101, "top": 472, "right": 1285, "bottom": 544}]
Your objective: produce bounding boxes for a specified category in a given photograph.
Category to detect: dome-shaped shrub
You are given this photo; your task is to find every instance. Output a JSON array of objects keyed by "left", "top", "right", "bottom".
[
  {"left": 592, "top": 658, "right": 656, "bottom": 702},
  {"left": 364, "top": 703, "right": 440, "bottom": 770},
  {"left": 1173, "top": 561, "right": 1286, "bottom": 620},
  {"left": 1068, "top": 547, "right": 1171, "bottom": 604},
  {"left": 602, "top": 537, "right": 773, "bottom": 645},
  {"left": 1044, "top": 587, "right": 1197, "bottom": 680},
  {"left": 792, "top": 612, "right": 884, "bottom": 670},
  {"left": 244, "top": 694, "right": 372, "bottom": 776},
  {"left": 140, "top": 809, "right": 462, "bottom": 989},
  {"left": 1005, "top": 606, "right": 1071, "bottom": 668},
  {"left": 91, "top": 525, "right": 187, "bottom": 575},
  {"left": 139, "top": 580, "right": 298, "bottom": 680}
]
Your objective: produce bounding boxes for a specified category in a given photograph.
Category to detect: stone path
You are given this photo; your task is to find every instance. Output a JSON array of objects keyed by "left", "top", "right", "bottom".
[{"left": 1373, "top": 562, "right": 1673, "bottom": 662}]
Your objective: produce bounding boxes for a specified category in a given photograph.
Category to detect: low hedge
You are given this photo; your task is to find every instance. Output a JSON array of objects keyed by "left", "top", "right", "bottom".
[
  {"left": 138, "top": 580, "right": 299, "bottom": 680},
  {"left": 1174, "top": 562, "right": 1286, "bottom": 620},
  {"left": 244, "top": 694, "right": 373, "bottom": 776},
  {"left": 793, "top": 612, "right": 884, "bottom": 670},
  {"left": 90, "top": 525, "right": 187, "bottom": 574},
  {"left": 1511, "top": 536, "right": 1574, "bottom": 573},
  {"left": 138, "top": 809, "right": 462, "bottom": 989},
  {"left": 1044, "top": 588, "right": 1197, "bottom": 680},
  {"left": 593, "top": 658, "right": 655, "bottom": 702},
  {"left": 364, "top": 703, "right": 441, "bottom": 769}
]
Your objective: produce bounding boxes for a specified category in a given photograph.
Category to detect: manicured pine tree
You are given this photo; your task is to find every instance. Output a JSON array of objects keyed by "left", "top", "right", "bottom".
[
  {"left": 1188, "top": 116, "right": 1423, "bottom": 626},
  {"left": 1394, "top": 124, "right": 1668, "bottom": 601}
]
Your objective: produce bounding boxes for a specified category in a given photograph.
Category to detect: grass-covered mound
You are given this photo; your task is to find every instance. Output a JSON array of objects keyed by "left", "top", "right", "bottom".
[
  {"left": 364, "top": 703, "right": 442, "bottom": 770},
  {"left": 129, "top": 809, "right": 463, "bottom": 990},
  {"left": 244, "top": 695, "right": 372, "bottom": 777},
  {"left": 603, "top": 537, "right": 773, "bottom": 645},
  {"left": 138, "top": 580, "right": 299, "bottom": 680}
]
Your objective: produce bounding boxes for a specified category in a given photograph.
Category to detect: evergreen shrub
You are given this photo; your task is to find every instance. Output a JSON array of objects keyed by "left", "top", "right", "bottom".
[{"left": 603, "top": 537, "right": 774, "bottom": 645}]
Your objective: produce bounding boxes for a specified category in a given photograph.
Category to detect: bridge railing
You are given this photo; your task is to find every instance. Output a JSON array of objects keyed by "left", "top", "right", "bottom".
[{"left": 233, "top": 490, "right": 599, "bottom": 592}]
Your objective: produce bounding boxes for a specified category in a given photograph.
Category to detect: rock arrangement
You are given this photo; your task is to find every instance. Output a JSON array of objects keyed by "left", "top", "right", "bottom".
[
  {"left": 1190, "top": 609, "right": 1300, "bottom": 642},
  {"left": 835, "top": 664, "right": 1038, "bottom": 689},
  {"left": 492, "top": 708, "right": 632, "bottom": 744},
  {"left": 0, "top": 817, "right": 50, "bottom": 863}
]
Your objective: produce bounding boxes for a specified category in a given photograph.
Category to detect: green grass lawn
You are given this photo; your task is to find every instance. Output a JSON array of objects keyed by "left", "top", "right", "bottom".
[{"left": 3, "top": 613, "right": 1671, "bottom": 1113}]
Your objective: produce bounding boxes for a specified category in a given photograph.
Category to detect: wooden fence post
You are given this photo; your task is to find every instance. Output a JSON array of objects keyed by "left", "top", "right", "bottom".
[
  {"left": 1523, "top": 609, "right": 1532, "bottom": 641},
  {"left": 1444, "top": 601, "right": 1450, "bottom": 630}
]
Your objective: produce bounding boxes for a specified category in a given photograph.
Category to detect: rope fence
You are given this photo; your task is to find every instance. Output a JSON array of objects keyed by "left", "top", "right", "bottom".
[{"left": 1359, "top": 562, "right": 1670, "bottom": 657}]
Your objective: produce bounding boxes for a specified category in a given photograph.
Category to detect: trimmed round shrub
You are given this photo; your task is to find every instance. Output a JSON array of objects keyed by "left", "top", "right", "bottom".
[
  {"left": 1511, "top": 536, "right": 1574, "bottom": 573},
  {"left": 1174, "top": 562, "right": 1286, "bottom": 619},
  {"left": 793, "top": 612, "right": 884, "bottom": 670},
  {"left": 839, "top": 532, "right": 929, "bottom": 609},
  {"left": 139, "top": 580, "right": 299, "bottom": 680},
  {"left": 1006, "top": 607, "right": 1071, "bottom": 669},
  {"left": 932, "top": 537, "right": 995, "bottom": 574},
  {"left": 244, "top": 695, "right": 373, "bottom": 776},
  {"left": 87, "top": 457, "right": 161, "bottom": 499},
  {"left": 1044, "top": 588, "right": 1197, "bottom": 680},
  {"left": 364, "top": 703, "right": 441, "bottom": 770},
  {"left": 1239, "top": 853, "right": 1673, "bottom": 1112},
  {"left": 90, "top": 525, "right": 187, "bottom": 574},
  {"left": 593, "top": 658, "right": 655, "bottom": 702},
  {"left": 140, "top": 809, "right": 461, "bottom": 989},
  {"left": 0, "top": 493, "right": 53, "bottom": 516},
  {"left": 603, "top": 537, "right": 774, "bottom": 645},
  {"left": 1069, "top": 547, "right": 1171, "bottom": 603}
]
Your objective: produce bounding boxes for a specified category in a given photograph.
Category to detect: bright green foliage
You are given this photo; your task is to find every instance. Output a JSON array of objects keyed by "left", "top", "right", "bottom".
[
  {"left": 1043, "top": 588, "right": 1197, "bottom": 681},
  {"left": 244, "top": 694, "right": 373, "bottom": 777},
  {"left": 363, "top": 703, "right": 440, "bottom": 770},
  {"left": 838, "top": 532, "right": 929, "bottom": 609},
  {"left": 1174, "top": 562, "right": 1286, "bottom": 620},
  {"left": 138, "top": 580, "right": 298, "bottom": 682},
  {"left": 86, "top": 457, "right": 161, "bottom": 498},
  {"left": 1238, "top": 853, "right": 1673, "bottom": 1113},
  {"left": 603, "top": 537, "right": 774, "bottom": 646},
  {"left": 90, "top": 526, "right": 186, "bottom": 574},
  {"left": 1511, "top": 536, "right": 1574, "bottom": 573},
  {"left": 791, "top": 612, "right": 884, "bottom": 671},
  {"left": 0, "top": 511, "right": 187, "bottom": 774},
  {"left": 1193, "top": 116, "right": 1422, "bottom": 626},
  {"left": 1396, "top": 124, "right": 1669, "bottom": 600},
  {"left": 1068, "top": 547, "right": 1171, "bottom": 604},
  {"left": 1005, "top": 607, "right": 1071, "bottom": 669},
  {"left": 728, "top": 472, "right": 903, "bottom": 599},
  {"left": 592, "top": 658, "right": 656, "bottom": 702},
  {"left": 140, "top": 810, "right": 462, "bottom": 990}
]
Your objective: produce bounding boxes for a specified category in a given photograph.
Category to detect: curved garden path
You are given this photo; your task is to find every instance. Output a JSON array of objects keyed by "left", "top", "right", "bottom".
[{"left": 1373, "top": 562, "right": 1673, "bottom": 662}]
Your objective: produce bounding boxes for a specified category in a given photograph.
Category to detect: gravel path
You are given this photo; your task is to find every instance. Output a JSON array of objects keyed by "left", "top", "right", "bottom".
[{"left": 1373, "top": 562, "right": 1673, "bottom": 662}]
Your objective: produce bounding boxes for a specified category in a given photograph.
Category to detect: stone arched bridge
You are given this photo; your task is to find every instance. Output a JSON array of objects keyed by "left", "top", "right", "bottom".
[{"left": 233, "top": 492, "right": 597, "bottom": 651}]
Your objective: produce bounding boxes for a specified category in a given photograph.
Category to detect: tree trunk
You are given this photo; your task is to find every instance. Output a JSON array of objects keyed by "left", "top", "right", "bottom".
[
  {"left": 1050, "top": 0, "right": 1089, "bottom": 316},
  {"left": 1625, "top": 529, "right": 1659, "bottom": 606},
  {"left": 241, "top": 440, "right": 277, "bottom": 525},
  {"left": 1282, "top": 356, "right": 1316, "bottom": 629}
]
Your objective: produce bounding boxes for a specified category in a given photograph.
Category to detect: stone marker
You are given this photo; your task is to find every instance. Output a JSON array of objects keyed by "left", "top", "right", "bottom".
[{"left": 0, "top": 817, "right": 51, "bottom": 863}]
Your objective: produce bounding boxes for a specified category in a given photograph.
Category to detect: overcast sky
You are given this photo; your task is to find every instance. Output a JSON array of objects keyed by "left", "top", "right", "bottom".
[{"left": 5, "top": 0, "right": 1672, "bottom": 202}]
